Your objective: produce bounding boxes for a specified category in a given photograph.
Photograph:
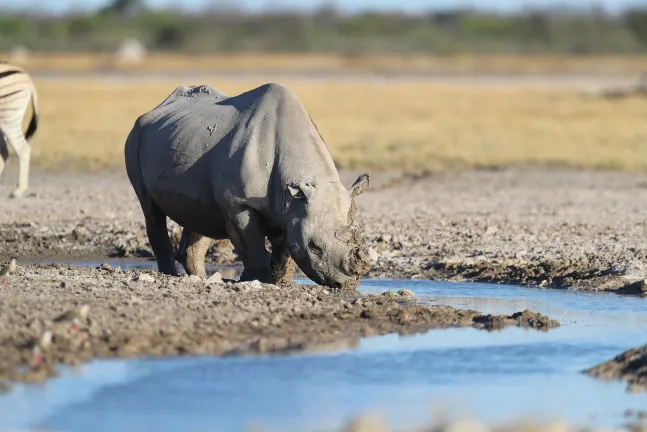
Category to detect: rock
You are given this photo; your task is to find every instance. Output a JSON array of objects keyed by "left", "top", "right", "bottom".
[
  {"left": 97, "top": 263, "right": 113, "bottom": 272},
  {"left": 484, "top": 226, "right": 498, "bottom": 236},
  {"left": 186, "top": 275, "right": 202, "bottom": 283},
  {"left": 134, "top": 273, "right": 155, "bottom": 283},
  {"left": 615, "top": 279, "right": 647, "bottom": 295},
  {"left": 206, "top": 272, "right": 223, "bottom": 284},
  {"left": 584, "top": 343, "right": 647, "bottom": 393},
  {"left": 245, "top": 280, "right": 263, "bottom": 289},
  {"left": 397, "top": 288, "right": 415, "bottom": 297}
]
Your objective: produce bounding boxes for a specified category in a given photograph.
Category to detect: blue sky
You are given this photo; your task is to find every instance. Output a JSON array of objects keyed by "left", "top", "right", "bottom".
[{"left": 7, "top": 0, "right": 647, "bottom": 15}]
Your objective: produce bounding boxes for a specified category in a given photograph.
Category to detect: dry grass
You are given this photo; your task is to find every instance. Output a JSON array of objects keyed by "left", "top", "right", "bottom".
[
  {"left": 21, "top": 78, "right": 647, "bottom": 173},
  {"left": 5, "top": 52, "right": 647, "bottom": 76}
]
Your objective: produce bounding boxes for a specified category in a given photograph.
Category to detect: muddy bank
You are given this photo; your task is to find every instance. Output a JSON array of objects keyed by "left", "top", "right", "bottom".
[
  {"left": 0, "top": 263, "right": 558, "bottom": 390},
  {"left": 4, "top": 167, "right": 647, "bottom": 294},
  {"left": 585, "top": 344, "right": 647, "bottom": 394}
]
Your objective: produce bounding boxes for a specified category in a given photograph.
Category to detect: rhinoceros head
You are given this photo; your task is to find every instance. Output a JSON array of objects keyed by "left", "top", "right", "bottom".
[{"left": 285, "top": 173, "right": 378, "bottom": 288}]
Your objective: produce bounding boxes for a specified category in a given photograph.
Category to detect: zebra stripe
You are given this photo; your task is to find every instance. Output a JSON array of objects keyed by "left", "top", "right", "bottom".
[{"left": 0, "top": 62, "right": 39, "bottom": 198}]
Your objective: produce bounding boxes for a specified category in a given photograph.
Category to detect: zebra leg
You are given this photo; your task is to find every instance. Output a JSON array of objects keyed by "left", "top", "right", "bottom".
[
  {"left": 2, "top": 126, "right": 31, "bottom": 199},
  {"left": 0, "top": 133, "right": 8, "bottom": 180}
]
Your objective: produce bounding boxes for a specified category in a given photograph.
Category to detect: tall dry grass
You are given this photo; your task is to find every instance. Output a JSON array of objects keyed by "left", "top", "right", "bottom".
[{"left": 22, "top": 78, "right": 647, "bottom": 173}]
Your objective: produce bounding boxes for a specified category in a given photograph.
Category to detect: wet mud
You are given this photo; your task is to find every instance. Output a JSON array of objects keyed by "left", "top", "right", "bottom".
[
  {"left": 585, "top": 344, "right": 647, "bottom": 394},
  {"left": 0, "top": 263, "right": 558, "bottom": 390},
  {"left": 3, "top": 167, "right": 647, "bottom": 295}
]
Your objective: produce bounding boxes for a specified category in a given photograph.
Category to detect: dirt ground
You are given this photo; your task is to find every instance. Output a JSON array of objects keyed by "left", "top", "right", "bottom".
[
  {"left": 2, "top": 166, "right": 647, "bottom": 294},
  {"left": 0, "top": 263, "right": 557, "bottom": 391}
]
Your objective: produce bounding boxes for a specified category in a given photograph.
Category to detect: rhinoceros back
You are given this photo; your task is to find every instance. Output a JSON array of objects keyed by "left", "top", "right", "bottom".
[
  {"left": 131, "top": 83, "right": 340, "bottom": 237},
  {"left": 136, "top": 85, "right": 240, "bottom": 236}
]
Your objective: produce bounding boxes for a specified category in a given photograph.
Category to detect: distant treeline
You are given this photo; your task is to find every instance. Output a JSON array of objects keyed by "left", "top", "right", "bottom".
[{"left": 3, "top": 0, "right": 647, "bottom": 54}]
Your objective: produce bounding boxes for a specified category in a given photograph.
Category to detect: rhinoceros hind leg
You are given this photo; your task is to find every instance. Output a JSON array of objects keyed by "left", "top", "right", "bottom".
[
  {"left": 226, "top": 207, "right": 271, "bottom": 284},
  {"left": 176, "top": 230, "right": 212, "bottom": 279},
  {"left": 143, "top": 201, "right": 178, "bottom": 275},
  {"left": 269, "top": 235, "right": 296, "bottom": 286}
]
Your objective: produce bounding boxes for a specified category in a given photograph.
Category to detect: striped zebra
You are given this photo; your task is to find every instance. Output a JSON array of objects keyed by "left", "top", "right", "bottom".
[{"left": 0, "top": 61, "right": 38, "bottom": 198}]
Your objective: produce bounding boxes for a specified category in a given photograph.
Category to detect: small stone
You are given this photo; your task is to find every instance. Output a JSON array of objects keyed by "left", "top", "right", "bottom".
[
  {"left": 382, "top": 291, "right": 397, "bottom": 297},
  {"left": 540, "top": 280, "right": 548, "bottom": 288},
  {"left": 186, "top": 275, "right": 202, "bottom": 283},
  {"left": 397, "top": 288, "right": 415, "bottom": 297},
  {"left": 239, "top": 280, "right": 262, "bottom": 289},
  {"left": 206, "top": 272, "right": 223, "bottom": 284},
  {"left": 484, "top": 226, "right": 498, "bottom": 236},
  {"left": 135, "top": 273, "right": 155, "bottom": 283}
]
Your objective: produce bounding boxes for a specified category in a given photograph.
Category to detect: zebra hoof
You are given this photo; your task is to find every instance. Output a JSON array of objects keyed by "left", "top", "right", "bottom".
[{"left": 9, "top": 189, "right": 25, "bottom": 199}]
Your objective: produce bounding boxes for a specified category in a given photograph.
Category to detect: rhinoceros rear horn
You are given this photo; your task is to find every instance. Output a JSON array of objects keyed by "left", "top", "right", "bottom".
[
  {"left": 349, "top": 173, "right": 370, "bottom": 199},
  {"left": 346, "top": 246, "right": 378, "bottom": 276}
]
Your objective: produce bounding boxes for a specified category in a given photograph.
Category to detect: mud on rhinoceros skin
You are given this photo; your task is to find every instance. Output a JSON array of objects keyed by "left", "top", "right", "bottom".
[
  {"left": 175, "top": 175, "right": 374, "bottom": 289},
  {"left": 125, "top": 82, "right": 378, "bottom": 288}
]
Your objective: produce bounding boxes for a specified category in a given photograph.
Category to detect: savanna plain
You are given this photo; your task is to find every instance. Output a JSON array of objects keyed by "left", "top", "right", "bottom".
[{"left": 2, "top": 53, "right": 647, "bottom": 431}]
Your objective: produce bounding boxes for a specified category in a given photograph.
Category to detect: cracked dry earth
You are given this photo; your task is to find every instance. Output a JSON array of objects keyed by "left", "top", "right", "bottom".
[
  {"left": 3, "top": 166, "right": 647, "bottom": 294},
  {"left": 0, "top": 263, "right": 558, "bottom": 391}
]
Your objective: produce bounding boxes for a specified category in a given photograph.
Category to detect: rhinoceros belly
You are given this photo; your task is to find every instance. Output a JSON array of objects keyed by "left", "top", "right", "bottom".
[{"left": 150, "top": 187, "right": 228, "bottom": 239}]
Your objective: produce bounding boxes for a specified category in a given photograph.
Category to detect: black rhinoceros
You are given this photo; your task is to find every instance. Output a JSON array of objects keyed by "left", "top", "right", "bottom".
[{"left": 124, "top": 83, "right": 377, "bottom": 288}]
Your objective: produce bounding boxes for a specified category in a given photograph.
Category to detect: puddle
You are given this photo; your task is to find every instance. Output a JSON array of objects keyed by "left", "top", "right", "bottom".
[{"left": 1, "top": 262, "right": 646, "bottom": 431}]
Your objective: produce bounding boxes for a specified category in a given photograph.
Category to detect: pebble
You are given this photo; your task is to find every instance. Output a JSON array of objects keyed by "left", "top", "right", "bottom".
[
  {"left": 186, "top": 275, "right": 202, "bottom": 283},
  {"left": 206, "top": 272, "right": 223, "bottom": 284},
  {"left": 484, "top": 226, "right": 499, "bottom": 236},
  {"left": 135, "top": 273, "right": 155, "bottom": 283},
  {"left": 397, "top": 288, "right": 415, "bottom": 297}
]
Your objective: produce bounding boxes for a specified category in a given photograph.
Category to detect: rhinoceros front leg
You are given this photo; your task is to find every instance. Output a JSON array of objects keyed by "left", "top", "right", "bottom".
[
  {"left": 176, "top": 230, "right": 213, "bottom": 279},
  {"left": 269, "top": 234, "right": 296, "bottom": 286},
  {"left": 226, "top": 207, "right": 271, "bottom": 284}
]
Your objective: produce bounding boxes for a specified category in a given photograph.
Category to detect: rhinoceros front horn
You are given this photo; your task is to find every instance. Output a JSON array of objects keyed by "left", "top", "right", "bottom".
[
  {"left": 349, "top": 173, "right": 370, "bottom": 199},
  {"left": 346, "top": 246, "right": 378, "bottom": 276}
]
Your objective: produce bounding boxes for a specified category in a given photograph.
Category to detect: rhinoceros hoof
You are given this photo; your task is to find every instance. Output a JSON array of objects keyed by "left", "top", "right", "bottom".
[{"left": 239, "top": 268, "right": 272, "bottom": 284}]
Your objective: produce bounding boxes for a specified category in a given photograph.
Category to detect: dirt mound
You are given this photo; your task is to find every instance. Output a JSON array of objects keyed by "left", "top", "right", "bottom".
[{"left": 584, "top": 344, "right": 647, "bottom": 393}]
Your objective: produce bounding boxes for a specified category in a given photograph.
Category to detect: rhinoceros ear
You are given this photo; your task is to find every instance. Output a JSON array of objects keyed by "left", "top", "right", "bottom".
[
  {"left": 349, "top": 173, "right": 370, "bottom": 198},
  {"left": 288, "top": 182, "right": 315, "bottom": 201}
]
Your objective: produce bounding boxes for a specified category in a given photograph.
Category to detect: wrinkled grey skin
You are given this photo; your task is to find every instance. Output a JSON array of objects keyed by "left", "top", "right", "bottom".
[{"left": 124, "top": 83, "right": 377, "bottom": 288}]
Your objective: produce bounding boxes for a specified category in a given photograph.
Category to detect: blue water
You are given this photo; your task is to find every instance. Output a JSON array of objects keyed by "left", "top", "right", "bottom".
[{"left": 1, "top": 265, "right": 646, "bottom": 432}]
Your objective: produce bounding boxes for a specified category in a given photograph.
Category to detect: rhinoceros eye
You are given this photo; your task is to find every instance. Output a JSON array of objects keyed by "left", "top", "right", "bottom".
[{"left": 308, "top": 240, "right": 323, "bottom": 257}]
